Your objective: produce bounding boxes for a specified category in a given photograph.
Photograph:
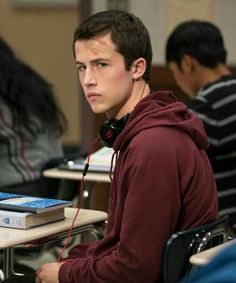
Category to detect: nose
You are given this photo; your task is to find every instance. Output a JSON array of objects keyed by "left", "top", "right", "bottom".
[{"left": 82, "top": 68, "right": 97, "bottom": 88}]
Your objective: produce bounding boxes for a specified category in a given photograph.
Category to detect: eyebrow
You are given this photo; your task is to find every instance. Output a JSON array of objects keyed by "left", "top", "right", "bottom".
[
  {"left": 75, "top": 61, "right": 84, "bottom": 67},
  {"left": 75, "top": 58, "right": 110, "bottom": 66}
]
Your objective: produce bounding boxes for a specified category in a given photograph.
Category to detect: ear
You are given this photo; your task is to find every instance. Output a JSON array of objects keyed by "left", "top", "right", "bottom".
[
  {"left": 131, "top": 58, "right": 146, "bottom": 80},
  {"left": 181, "top": 54, "right": 195, "bottom": 74}
]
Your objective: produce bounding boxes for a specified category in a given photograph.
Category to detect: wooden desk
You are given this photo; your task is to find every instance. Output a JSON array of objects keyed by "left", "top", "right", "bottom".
[
  {"left": 189, "top": 239, "right": 236, "bottom": 266},
  {"left": 43, "top": 168, "right": 111, "bottom": 211},
  {"left": 0, "top": 208, "right": 107, "bottom": 280},
  {"left": 43, "top": 168, "right": 110, "bottom": 183}
]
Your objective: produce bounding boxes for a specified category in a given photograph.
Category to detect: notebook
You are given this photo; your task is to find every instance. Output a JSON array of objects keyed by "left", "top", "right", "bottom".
[
  {"left": 59, "top": 147, "right": 114, "bottom": 173},
  {"left": 0, "top": 192, "right": 73, "bottom": 213}
]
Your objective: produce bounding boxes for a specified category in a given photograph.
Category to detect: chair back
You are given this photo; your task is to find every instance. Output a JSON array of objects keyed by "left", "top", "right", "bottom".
[{"left": 163, "top": 215, "right": 230, "bottom": 283}]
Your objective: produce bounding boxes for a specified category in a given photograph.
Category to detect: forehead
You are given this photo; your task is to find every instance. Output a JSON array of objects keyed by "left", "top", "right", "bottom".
[{"left": 74, "top": 33, "right": 117, "bottom": 59}]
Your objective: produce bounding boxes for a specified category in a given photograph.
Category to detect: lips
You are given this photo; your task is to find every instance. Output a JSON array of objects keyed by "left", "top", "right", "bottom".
[{"left": 87, "top": 92, "right": 102, "bottom": 101}]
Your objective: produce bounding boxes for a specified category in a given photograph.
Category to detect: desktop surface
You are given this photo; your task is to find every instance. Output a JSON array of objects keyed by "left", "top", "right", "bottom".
[
  {"left": 0, "top": 208, "right": 107, "bottom": 248},
  {"left": 43, "top": 167, "right": 111, "bottom": 183},
  {"left": 190, "top": 239, "right": 236, "bottom": 266}
]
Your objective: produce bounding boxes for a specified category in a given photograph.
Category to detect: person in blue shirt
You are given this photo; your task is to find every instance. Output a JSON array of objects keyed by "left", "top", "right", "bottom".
[{"left": 183, "top": 242, "right": 236, "bottom": 283}]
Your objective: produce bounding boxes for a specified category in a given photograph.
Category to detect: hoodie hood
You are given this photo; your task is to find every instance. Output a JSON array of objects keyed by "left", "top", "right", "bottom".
[{"left": 113, "top": 91, "right": 208, "bottom": 152}]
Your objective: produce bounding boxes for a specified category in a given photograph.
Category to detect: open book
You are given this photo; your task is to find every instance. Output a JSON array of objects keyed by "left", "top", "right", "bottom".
[{"left": 59, "top": 147, "right": 114, "bottom": 173}]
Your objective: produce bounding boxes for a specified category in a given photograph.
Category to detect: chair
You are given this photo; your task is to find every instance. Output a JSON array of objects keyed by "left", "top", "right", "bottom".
[{"left": 163, "top": 215, "right": 231, "bottom": 283}]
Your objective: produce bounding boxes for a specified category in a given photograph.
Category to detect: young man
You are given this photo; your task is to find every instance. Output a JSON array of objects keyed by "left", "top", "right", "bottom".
[
  {"left": 166, "top": 20, "right": 236, "bottom": 230},
  {"left": 34, "top": 11, "right": 217, "bottom": 283}
]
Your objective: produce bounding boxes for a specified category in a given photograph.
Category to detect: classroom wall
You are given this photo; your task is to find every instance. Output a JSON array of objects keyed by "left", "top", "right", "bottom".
[
  {"left": 0, "top": 1, "right": 80, "bottom": 146},
  {"left": 92, "top": 0, "right": 236, "bottom": 65}
]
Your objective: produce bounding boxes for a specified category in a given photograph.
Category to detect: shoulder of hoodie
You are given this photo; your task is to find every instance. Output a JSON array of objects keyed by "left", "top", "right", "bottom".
[{"left": 127, "top": 126, "right": 195, "bottom": 156}]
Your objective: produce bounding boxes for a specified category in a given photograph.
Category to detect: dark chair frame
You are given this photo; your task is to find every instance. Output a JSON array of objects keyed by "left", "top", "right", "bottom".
[{"left": 163, "top": 215, "right": 230, "bottom": 283}]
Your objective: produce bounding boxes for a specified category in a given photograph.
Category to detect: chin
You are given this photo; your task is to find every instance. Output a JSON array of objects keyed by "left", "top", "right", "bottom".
[{"left": 90, "top": 106, "right": 107, "bottom": 115}]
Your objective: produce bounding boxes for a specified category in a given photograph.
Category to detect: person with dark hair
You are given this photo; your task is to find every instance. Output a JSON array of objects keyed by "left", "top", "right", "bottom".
[
  {"left": 166, "top": 20, "right": 236, "bottom": 231},
  {"left": 30, "top": 10, "right": 218, "bottom": 283},
  {"left": 0, "top": 36, "right": 67, "bottom": 196}
]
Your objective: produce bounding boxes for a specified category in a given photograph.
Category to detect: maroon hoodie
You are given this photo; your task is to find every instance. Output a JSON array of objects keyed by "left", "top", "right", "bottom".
[{"left": 59, "top": 91, "right": 218, "bottom": 283}]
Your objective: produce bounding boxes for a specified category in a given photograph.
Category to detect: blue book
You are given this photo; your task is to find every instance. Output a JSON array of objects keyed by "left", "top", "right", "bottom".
[{"left": 0, "top": 192, "right": 73, "bottom": 213}]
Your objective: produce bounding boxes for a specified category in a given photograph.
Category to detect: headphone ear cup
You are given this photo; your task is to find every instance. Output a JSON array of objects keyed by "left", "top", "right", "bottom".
[
  {"left": 98, "top": 113, "right": 130, "bottom": 147},
  {"left": 98, "top": 119, "right": 118, "bottom": 148}
]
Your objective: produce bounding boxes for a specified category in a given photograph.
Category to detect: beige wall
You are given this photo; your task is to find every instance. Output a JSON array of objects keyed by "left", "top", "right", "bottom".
[
  {"left": 92, "top": 0, "right": 216, "bottom": 65},
  {"left": 0, "top": 1, "right": 80, "bottom": 145},
  {"left": 93, "top": 0, "right": 236, "bottom": 65},
  {"left": 165, "top": 0, "right": 215, "bottom": 35}
]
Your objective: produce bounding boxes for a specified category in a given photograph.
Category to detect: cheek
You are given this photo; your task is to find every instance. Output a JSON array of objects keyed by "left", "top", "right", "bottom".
[
  {"left": 114, "top": 72, "right": 133, "bottom": 91},
  {"left": 178, "top": 79, "right": 193, "bottom": 97},
  {"left": 107, "top": 68, "right": 126, "bottom": 81},
  {"left": 170, "top": 67, "right": 184, "bottom": 87},
  {"left": 175, "top": 74, "right": 187, "bottom": 89},
  {"left": 177, "top": 78, "right": 186, "bottom": 89},
  {"left": 104, "top": 69, "right": 133, "bottom": 93},
  {"left": 77, "top": 71, "right": 85, "bottom": 85}
]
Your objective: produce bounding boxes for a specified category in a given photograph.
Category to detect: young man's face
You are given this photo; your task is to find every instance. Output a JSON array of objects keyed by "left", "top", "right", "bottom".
[{"left": 74, "top": 33, "right": 134, "bottom": 119}]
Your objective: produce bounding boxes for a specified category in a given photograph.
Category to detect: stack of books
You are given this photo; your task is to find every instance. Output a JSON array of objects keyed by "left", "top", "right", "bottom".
[{"left": 0, "top": 192, "right": 73, "bottom": 229}]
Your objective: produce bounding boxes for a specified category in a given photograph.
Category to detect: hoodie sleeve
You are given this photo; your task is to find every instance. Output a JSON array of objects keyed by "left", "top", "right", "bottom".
[{"left": 59, "top": 127, "right": 217, "bottom": 283}]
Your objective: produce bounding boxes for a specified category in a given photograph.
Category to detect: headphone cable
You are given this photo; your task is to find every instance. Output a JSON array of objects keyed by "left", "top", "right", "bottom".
[{"left": 57, "top": 137, "right": 99, "bottom": 262}]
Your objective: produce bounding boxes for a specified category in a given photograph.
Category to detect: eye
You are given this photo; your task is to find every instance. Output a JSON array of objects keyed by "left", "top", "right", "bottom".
[
  {"left": 97, "top": 62, "right": 107, "bottom": 68},
  {"left": 77, "top": 64, "right": 86, "bottom": 72}
]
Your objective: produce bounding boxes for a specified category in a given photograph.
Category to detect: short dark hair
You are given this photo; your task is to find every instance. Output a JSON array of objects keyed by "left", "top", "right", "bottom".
[
  {"left": 166, "top": 20, "right": 227, "bottom": 68},
  {"left": 73, "top": 10, "right": 153, "bottom": 81}
]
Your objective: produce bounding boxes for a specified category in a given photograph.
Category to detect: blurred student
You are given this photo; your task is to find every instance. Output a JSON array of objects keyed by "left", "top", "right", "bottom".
[
  {"left": 0, "top": 37, "right": 67, "bottom": 197},
  {"left": 182, "top": 242, "right": 236, "bottom": 283},
  {"left": 32, "top": 10, "right": 218, "bottom": 283},
  {"left": 166, "top": 20, "right": 236, "bottom": 229}
]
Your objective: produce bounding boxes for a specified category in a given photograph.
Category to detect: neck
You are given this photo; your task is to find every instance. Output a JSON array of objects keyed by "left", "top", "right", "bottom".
[
  {"left": 107, "top": 80, "right": 150, "bottom": 120},
  {"left": 197, "top": 63, "right": 231, "bottom": 91}
]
